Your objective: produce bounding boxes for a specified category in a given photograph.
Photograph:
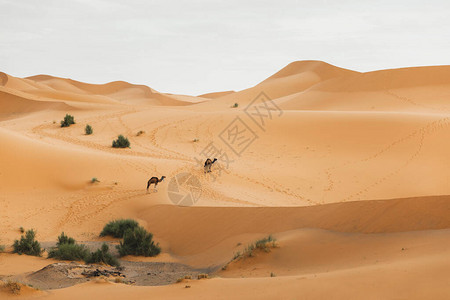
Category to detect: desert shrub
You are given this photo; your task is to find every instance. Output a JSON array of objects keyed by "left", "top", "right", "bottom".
[
  {"left": 112, "top": 135, "right": 130, "bottom": 148},
  {"left": 13, "top": 229, "right": 42, "bottom": 256},
  {"left": 85, "top": 243, "right": 119, "bottom": 267},
  {"left": 85, "top": 124, "right": 93, "bottom": 135},
  {"left": 60, "top": 114, "right": 75, "bottom": 127},
  {"left": 117, "top": 226, "right": 160, "bottom": 257},
  {"left": 3, "top": 280, "right": 21, "bottom": 294},
  {"left": 100, "top": 219, "right": 139, "bottom": 238},
  {"left": 136, "top": 130, "right": 145, "bottom": 136},
  {"left": 91, "top": 177, "right": 99, "bottom": 183},
  {"left": 232, "top": 103, "right": 238, "bottom": 108},
  {"left": 254, "top": 235, "right": 277, "bottom": 252},
  {"left": 48, "top": 243, "right": 89, "bottom": 261},
  {"left": 197, "top": 273, "right": 208, "bottom": 279},
  {"left": 56, "top": 232, "right": 75, "bottom": 246},
  {"left": 231, "top": 235, "right": 277, "bottom": 261},
  {"left": 0, "top": 245, "right": 4, "bottom": 252}
]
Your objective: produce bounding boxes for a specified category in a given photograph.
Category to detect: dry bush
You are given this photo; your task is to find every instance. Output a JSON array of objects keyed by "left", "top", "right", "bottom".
[{"left": 3, "top": 280, "right": 21, "bottom": 295}]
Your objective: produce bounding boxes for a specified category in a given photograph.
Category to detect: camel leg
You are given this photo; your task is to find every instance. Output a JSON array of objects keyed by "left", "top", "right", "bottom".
[{"left": 154, "top": 182, "right": 158, "bottom": 192}]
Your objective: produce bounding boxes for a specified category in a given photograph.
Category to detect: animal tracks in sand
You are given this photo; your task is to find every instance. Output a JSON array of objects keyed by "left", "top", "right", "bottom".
[{"left": 322, "top": 117, "right": 450, "bottom": 202}]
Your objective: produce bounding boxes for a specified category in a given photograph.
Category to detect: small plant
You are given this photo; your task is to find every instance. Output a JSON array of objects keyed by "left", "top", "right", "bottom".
[
  {"left": 19, "top": 227, "right": 25, "bottom": 233},
  {"left": 56, "top": 232, "right": 75, "bottom": 246},
  {"left": 232, "top": 103, "right": 238, "bottom": 108},
  {"left": 116, "top": 226, "right": 161, "bottom": 257},
  {"left": 112, "top": 135, "right": 130, "bottom": 148},
  {"left": 91, "top": 177, "right": 100, "bottom": 183},
  {"left": 193, "top": 138, "right": 199, "bottom": 142},
  {"left": 3, "top": 280, "right": 21, "bottom": 294},
  {"left": 48, "top": 243, "right": 89, "bottom": 261},
  {"left": 0, "top": 245, "right": 4, "bottom": 252},
  {"left": 136, "top": 130, "right": 145, "bottom": 136},
  {"left": 254, "top": 235, "right": 277, "bottom": 253},
  {"left": 85, "top": 243, "right": 119, "bottom": 267},
  {"left": 60, "top": 114, "right": 75, "bottom": 127},
  {"left": 114, "top": 277, "right": 123, "bottom": 283},
  {"left": 176, "top": 275, "right": 192, "bottom": 283},
  {"left": 100, "top": 219, "right": 139, "bottom": 238},
  {"left": 197, "top": 273, "right": 208, "bottom": 279},
  {"left": 13, "top": 229, "right": 42, "bottom": 256},
  {"left": 270, "top": 272, "right": 276, "bottom": 277},
  {"left": 231, "top": 235, "right": 277, "bottom": 261},
  {"left": 85, "top": 124, "right": 93, "bottom": 135}
]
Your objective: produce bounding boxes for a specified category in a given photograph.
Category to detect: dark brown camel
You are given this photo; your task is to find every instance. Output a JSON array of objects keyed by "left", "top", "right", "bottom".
[
  {"left": 147, "top": 176, "right": 166, "bottom": 192},
  {"left": 204, "top": 158, "right": 217, "bottom": 173}
]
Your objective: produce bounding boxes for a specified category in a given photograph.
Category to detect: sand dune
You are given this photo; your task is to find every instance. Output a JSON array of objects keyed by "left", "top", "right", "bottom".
[
  {"left": 277, "top": 65, "right": 450, "bottom": 112},
  {"left": 138, "top": 196, "right": 450, "bottom": 266},
  {"left": 1, "top": 61, "right": 450, "bottom": 299},
  {"left": 0, "top": 89, "right": 73, "bottom": 120},
  {"left": 198, "top": 90, "right": 235, "bottom": 99},
  {"left": 1, "top": 72, "right": 197, "bottom": 106},
  {"left": 195, "top": 60, "right": 359, "bottom": 109}
]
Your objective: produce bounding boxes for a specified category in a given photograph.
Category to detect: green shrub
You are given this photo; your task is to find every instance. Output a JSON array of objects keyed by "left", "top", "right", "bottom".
[
  {"left": 60, "top": 114, "right": 75, "bottom": 127},
  {"left": 112, "top": 135, "right": 130, "bottom": 148},
  {"left": 117, "top": 226, "right": 160, "bottom": 257},
  {"left": 56, "top": 232, "right": 75, "bottom": 246},
  {"left": 232, "top": 103, "right": 239, "bottom": 108},
  {"left": 48, "top": 243, "right": 89, "bottom": 261},
  {"left": 100, "top": 219, "right": 139, "bottom": 238},
  {"left": 85, "top": 243, "right": 119, "bottom": 267},
  {"left": 13, "top": 229, "right": 42, "bottom": 256},
  {"left": 85, "top": 124, "right": 93, "bottom": 135},
  {"left": 49, "top": 233, "right": 118, "bottom": 266}
]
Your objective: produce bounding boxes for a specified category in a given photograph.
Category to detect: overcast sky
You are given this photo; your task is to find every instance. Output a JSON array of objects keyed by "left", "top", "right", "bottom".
[{"left": 1, "top": 0, "right": 450, "bottom": 95}]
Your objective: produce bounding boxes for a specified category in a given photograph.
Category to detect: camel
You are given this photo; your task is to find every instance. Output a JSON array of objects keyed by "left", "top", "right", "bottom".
[
  {"left": 147, "top": 176, "right": 166, "bottom": 192},
  {"left": 204, "top": 158, "right": 217, "bottom": 173}
]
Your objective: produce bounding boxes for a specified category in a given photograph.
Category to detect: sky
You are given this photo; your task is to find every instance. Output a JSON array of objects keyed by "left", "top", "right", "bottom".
[{"left": 1, "top": 0, "right": 450, "bottom": 95}]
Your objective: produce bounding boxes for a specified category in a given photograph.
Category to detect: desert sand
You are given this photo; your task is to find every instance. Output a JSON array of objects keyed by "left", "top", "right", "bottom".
[{"left": 1, "top": 61, "right": 450, "bottom": 299}]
